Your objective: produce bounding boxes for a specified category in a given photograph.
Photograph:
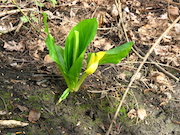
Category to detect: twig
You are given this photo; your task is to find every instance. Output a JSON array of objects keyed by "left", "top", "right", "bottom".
[
  {"left": 106, "top": 15, "right": 180, "bottom": 135},
  {"left": 15, "top": 18, "right": 25, "bottom": 33},
  {"left": 119, "top": 61, "right": 180, "bottom": 72},
  {"left": 0, "top": 26, "right": 18, "bottom": 35},
  {"left": 0, "top": 96, "right": 8, "bottom": 118},
  {"left": 166, "top": 0, "right": 180, "bottom": 5},
  {"left": 0, "top": 8, "right": 36, "bottom": 17}
]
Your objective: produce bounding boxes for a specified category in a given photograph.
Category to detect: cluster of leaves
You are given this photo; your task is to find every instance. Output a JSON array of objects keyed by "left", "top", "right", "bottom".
[{"left": 43, "top": 13, "right": 133, "bottom": 104}]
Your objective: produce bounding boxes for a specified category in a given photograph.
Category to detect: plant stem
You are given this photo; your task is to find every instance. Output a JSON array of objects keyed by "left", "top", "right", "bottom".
[
  {"left": 74, "top": 73, "right": 88, "bottom": 92},
  {"left": 56, "top": 88, "right": 70, "bottom": 105}
]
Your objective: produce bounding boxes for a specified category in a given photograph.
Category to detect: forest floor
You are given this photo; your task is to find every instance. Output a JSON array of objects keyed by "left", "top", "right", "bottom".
[{"left": 0, "top": 0, "right": 180, "bottom": 135}]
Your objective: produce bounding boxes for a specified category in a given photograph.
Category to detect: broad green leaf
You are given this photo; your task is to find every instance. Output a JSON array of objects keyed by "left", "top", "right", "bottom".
[
  {"left": 64, "top": 18, "right": 98, "bottom": 85},
  {"left": 99, "top": 42, "right": 133, "bottom": 65}
]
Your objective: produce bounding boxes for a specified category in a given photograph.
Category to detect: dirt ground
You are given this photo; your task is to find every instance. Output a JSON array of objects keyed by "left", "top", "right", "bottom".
[{"left": 0, "top": 0, "right": 180, "bottom": 135}]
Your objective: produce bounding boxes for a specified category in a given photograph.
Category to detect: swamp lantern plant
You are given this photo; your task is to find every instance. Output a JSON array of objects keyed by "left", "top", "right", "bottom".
[{"left": 43, "top": 13, "right": 134, "bottom": 104}]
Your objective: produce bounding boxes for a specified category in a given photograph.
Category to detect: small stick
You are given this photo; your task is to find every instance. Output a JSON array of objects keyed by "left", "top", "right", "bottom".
[
  {"left": 0, "top": 26, "right": 17, "bottom": 35},
  {"left": 119, "top": 61, "right": 180, "bottom": 72},
  {"left": 0, "top": 8, "right": 36, "bottom": 17},
  {"left": 106, "top": 15, "right": 180, "bottom": 135},
  {"left": 0, "top": 96, "right": 8, "bottom": 118}
]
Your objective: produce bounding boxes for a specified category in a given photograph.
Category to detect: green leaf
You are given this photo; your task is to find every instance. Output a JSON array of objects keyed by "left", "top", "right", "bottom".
[
  {"left": 56, "top": 88, "right": 70, "bottom": 105},
  {"left": 31, "top": 16, "right": 38, "bottom": 23},
  {"left": 43, "top": 13, "right": 65, "bottom": 72},
  {"left": 34, "top": 0, "right": 44, "bottom": 7},
  {"left": 48, "top": 0, "right": 57, "bottom": 6},
  {"left": 64, "top": 18, "right": 98, "bottom": 86},
  {"left": 99, "top": 42, "right": 133, "bottom": 65},
  {"left": 20, "top": 16, "right": 28, "bottom": 23},
  {"left": 43, "top": 13, "right": 49, "bottom": 33}
]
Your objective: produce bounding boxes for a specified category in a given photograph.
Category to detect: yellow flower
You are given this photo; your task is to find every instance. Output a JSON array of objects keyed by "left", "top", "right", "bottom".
[{"left": 85, "top": 51, "right": 106, "bottom": 74}]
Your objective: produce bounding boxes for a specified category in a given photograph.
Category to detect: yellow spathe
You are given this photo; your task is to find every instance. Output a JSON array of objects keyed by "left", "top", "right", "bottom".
[{"left": 85, "top": 51, "right": 106, "bottom": 74}]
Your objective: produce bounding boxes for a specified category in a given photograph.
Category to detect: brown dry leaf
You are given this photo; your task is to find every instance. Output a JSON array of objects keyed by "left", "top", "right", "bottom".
[
  {"left": 3, "top": 41, "right": 24, "bottom": 52},
  {"left": 162, "top": 35, "right": 172, "bottom": 42},
  {"left": 158, "top": 13, "right": 168, "bottom": 20},
  {"left": 164, "top": 92, "right": 172, "bottom": 100},
  {"left": 28, "top": 109, "right": 41, "bottom": 122},
  {"left": 0, "top": 22, "right": 10, "bottom": 32},
  {"left": 111, "top": 4, "right": 118, "bottom": 17},
  {"left": 151, "top": 71, "right": 173, "bottom": 91},
  {"left": 168, "top": 5, "right": 179, "bottom": 16},
  {"left": 44, "top": 54, "right": 53, "bottom": 63},
  {"left": 127, "top": 109, "right": 137, "bottom": 119},
  {"left": 0, "top": 110, "right": 6, "bottom": 116},
  {"left": 154, "top": 45, "right": 170, "bottom": 56},
  {"left": 117, "top": 73, "right": 127, "bottom": 81},
  {"left": 174, "top": 23, "right": 180, "bottom": 33},
  {"left": 154, "top": 45, "right": 180, "bottom": 67},
  {"left": 31, "top": 50, "right": 40, "bottom": 60},
  {"left": 0, "top": 120, "right": 29, "bottom": 129},
  {"left": 93, "top": 38, "right": 113, "bottom": 50},
  {"left": 137, "top": 109, "right": 147, "bottom": 120},
  {"left": 16, "top": 104, "right": 29, "bottom": 112},
  {"left": 151, "top": 72, "right": 167, "bottom": 84},
  {"left": 138, "top": 13, "right": 169, "bottom": 41},
  {"left": 37, "top": 39, "right": 46, "bottom": 52},
  {"left": 168, "top": 5, "right": 179, "bottom": 20}
]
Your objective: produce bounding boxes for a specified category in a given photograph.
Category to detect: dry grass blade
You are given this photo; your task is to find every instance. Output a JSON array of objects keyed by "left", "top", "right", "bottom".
[{"left": 106, "top": 15, "right": 180, "bottom": 135}]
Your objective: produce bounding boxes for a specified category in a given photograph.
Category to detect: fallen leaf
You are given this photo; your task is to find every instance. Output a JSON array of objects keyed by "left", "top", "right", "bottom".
[
  {"left": 151, "top": 72, "right": 168, "bottom": 85},
  {"left": 93, "top": 38, "right": 113, "bottom": 50},
  {"left": 3, "top": 41, "right": 24, "bottom": 52},
  {"left": 44, "top": 54, "right": 53, "bottom": 63},
  {"left": 111, "top": 4, "right": 118, "bottom": 17},
  {"left": 28, "top": 109, "right": 41, "bottom": 122},
  {"left": 174, "top": 23, "right": 180, "bottom": 33},
  {"left": 127, "top": 109, "right": 137, "bottom": 119},
  {"left": 37, "top": 39, "right": 46, "bottom": 52},
  {"left": 168, "top": 5, "right": 179, "bottom": 16},
  {"left": 154, "top": 45, "right": 170, "bottom": 56},
  {"left": 0, "top": 120, "right": 29, "bottom": 129},
  {"left": 159, "top": 13, "right": 168, "bottom": 20},
  {"left": 162, "top": 35, "right": 172, "bottom": 42},
  {"left": 32, "top": 50, "right": 40, "bottom": 60},
  {"left": 151, "top": 71, "right": 173, "bottom": 92},
  {"left": 117, "top": 73, "right": 127, "bottom": 81},
  {"left": 168, "top": 5, "right": 179, "bottom": 20},
  {"left": 0, "top": 110, "right": 6, "bottom": 115},
  {"left": 16, "top": 104, "right": 29, "bottom": 112},
  {"left": 164, "top": 92, "right": 172, "bottom": 100},
  {"left": 137, "top": 109, "right": 147, "bottom": 120}
]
